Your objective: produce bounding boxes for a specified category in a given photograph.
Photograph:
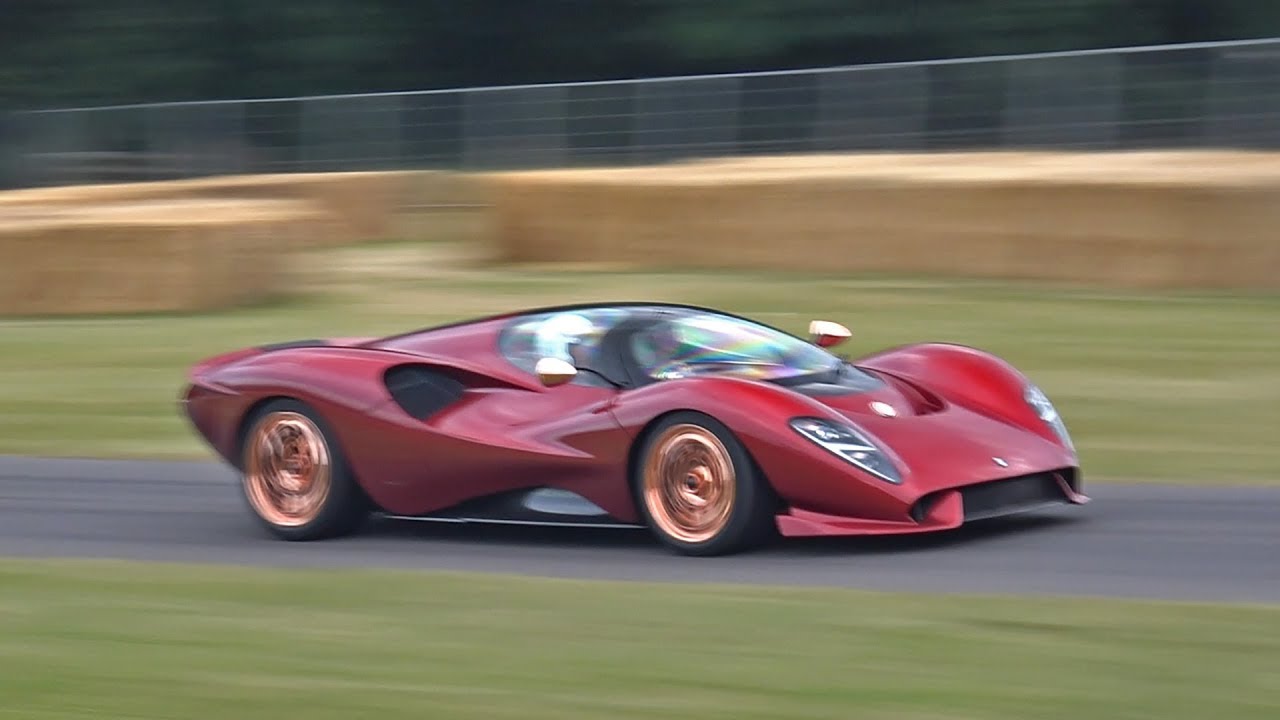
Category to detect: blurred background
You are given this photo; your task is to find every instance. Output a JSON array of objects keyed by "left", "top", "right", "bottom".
[
  {"left": 4, "top": 0, "right": 1280, "bottom": 185},
  {"left": 2, "top": 4, "right": 1279, "bottom": 719}
]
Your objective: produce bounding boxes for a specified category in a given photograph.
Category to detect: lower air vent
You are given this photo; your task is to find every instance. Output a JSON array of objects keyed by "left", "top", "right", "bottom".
[
  {"left": 910, "top": 494, "right": 938, "bottom": 523},
  {"left": 959, "top": 472, "right": 1067, "bottom": 521},
  {"left": 384, "top": 365, "right": 465, "bottom": 420}
]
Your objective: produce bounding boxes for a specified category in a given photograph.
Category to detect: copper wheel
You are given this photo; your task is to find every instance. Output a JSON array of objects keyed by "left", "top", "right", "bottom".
[
  {"left": 642, "top": 423, "right": 737, "bottom": 544},
  {"left": 242, "top": 411, "right": 333, "bottom": 528}
]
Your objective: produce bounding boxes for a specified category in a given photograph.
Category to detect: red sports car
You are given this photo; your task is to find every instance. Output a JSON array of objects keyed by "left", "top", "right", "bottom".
[{"left": 181, "top": 302, "right": 1088, "bottom": 556}]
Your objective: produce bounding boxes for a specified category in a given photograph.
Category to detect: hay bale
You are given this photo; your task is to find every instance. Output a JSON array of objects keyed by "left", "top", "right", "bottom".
[
  {"left": 482, "top": 151, "right": 1280, "bottom": 289},
  {"left": 0, "top": 198, "right": 329, "bottom": 315},
  {"left": 391, "top": 170, "right": 491, "bottom": 243},
  {"left": 173, "top": 172, "right": 407, "bottom": 243},
  {"left": 0, "top": 170, "right": 436, "bottom": 246}
]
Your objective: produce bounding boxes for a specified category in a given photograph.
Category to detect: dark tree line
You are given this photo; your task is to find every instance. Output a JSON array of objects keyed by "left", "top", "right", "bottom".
[{"left": 2, "top": 0, "right": 1278, "bottom": 109}]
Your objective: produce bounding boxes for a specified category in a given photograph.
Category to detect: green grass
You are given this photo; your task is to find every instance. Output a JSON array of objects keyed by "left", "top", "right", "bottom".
[
  {"left": 1, "top": 240, "right": 1277, "bottom": 483},
  {"left": 0, "top": 559, "right": 1276, "bottom": 720}
]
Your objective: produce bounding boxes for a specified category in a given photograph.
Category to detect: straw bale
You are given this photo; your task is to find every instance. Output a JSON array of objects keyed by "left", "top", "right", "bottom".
[
  {"left": 0, "top": 170, "right": 443, "bottom": 245},
  {"left": 0, "top": 198, "right": 329, "bottom": 315},
  {"left": 483, "top": 151, "right": 1280, "bottom": 289}
]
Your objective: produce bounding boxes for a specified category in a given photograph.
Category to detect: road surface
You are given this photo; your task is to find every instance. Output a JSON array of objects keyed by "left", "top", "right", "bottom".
[{"left": 1, "top": 456, "right": 1276, "bottom": 602}]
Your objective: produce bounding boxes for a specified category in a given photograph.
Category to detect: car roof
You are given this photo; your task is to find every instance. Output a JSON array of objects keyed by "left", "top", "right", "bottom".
[{"left": 368, "top": 301, "right": 768, "bottom": 345}]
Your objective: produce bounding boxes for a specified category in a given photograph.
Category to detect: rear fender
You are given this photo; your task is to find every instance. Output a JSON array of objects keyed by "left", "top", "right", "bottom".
[{"left": 183, "top": 346, "right": 532, "bottom": 465}]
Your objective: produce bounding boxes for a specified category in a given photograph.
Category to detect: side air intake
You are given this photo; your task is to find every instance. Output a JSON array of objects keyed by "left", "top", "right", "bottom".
[{"left": 384, "top": 365, "right": 465, "bottom": 420}]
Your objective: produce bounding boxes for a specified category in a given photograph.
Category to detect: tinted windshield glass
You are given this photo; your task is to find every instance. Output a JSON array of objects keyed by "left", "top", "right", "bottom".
[{"left": 631, "top": 312, "right": 839, "bottom": 381}]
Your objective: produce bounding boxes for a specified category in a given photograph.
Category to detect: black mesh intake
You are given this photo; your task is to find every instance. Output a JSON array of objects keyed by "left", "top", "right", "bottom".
[{"left": 959, "top": 472, "right": 1069, "bottom": 521}]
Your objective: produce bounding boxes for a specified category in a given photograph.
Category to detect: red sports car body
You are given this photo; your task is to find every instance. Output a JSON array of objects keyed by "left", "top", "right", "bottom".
[{"left": 181, "top": 302, "right": 1088, "bottom": 556}]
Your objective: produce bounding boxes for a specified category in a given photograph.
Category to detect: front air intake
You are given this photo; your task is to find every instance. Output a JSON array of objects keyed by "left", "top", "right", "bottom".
[
  {"left": 958, "top": 472, "right": 1068, "bottom": 521},
  {"left": 910, "top": 471, "right": 1073, "bottom": 524}
]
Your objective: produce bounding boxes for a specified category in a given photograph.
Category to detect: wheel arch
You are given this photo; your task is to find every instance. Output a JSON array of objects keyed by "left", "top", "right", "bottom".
[
  {"left": 231, "top": 393, "right": 379, "bottom": 510},
  {"left": 614, "top": 377, "right": 842, "bottom": 514},
  {"left": 232, "top": 395, "right": 300, "bottom": 470},
  {"left": 624, "top": 407, "right": 780, "bottom": 509},
  {"left": 625, "top": 408, "right": 690, "bottom": 491}
]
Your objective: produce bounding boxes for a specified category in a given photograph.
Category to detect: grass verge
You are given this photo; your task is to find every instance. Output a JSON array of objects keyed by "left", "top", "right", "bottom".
[
  {"left": 1, "top": 240, "right": 1277, "bottom": 483},
  {"left": 0, "top": 559, "right": 1276, "bottom": 720}
]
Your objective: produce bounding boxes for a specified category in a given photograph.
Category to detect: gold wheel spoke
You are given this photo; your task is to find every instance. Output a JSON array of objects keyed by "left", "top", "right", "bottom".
[
  {"left": 643, "top": 424, "right": 736, "bottom": 544},
  {"left": 243, "top": 412, "right": 332, "bottom": 528}
]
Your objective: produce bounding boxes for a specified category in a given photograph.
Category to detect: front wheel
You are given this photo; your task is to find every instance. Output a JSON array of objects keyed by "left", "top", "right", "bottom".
[
  {"left": 634, "top": 412, "right": 777, "bottom": 556},
  {"left": 239, "top": 398, "right": 369, "bottom": 541}
]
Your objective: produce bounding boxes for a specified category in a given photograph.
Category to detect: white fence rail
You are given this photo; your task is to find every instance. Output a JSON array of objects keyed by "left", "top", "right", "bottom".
[{"left": 4, "top": 37, "right": 1280, "bottom": 187}]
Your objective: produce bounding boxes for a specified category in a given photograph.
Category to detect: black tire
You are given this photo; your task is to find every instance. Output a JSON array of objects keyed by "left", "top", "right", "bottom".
[
  {"left": 632, "top": 411, "right": 777, "bottom": 556},
  {"left": 237, "top": 398, "right": 370, "bottom": 541}
]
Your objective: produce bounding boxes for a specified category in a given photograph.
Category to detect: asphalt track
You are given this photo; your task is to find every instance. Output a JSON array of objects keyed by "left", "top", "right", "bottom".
[{"left": 1, "top": 455, "right": 1277, "bottom": 603}]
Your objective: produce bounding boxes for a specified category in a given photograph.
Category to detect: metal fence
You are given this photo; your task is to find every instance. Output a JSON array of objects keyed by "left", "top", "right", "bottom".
[{"left": 4, "top": 37, "right": 1280, "bottom": 188}]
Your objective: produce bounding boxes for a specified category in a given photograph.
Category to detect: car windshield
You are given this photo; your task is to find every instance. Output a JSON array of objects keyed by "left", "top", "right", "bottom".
[{"left": 630, "top": 311, "right": 841, "bottom": 382}]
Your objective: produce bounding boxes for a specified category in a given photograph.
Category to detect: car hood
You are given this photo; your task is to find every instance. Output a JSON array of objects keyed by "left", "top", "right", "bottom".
[
  {"left": 791, "top": 375, "right": 1075, "bottom": 491},
  {"left": 786, "top": 370, "right": 944, "bottom": 419}
]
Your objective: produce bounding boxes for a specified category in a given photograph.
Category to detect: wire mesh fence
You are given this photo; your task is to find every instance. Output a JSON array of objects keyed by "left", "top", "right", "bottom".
[{"left": 4, "top": 37, "right": 1280, "bottom": 188}]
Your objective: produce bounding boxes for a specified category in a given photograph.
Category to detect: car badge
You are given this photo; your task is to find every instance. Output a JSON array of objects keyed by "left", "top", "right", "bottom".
[
  {"left": 992, "top": 457, "right": 1009, "bottom": 468},
  {"left": 869, "top": 401, "right": 897, "bottom": 417}
]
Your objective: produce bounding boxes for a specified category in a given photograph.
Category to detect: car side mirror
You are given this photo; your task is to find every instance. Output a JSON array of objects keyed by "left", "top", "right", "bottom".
[
  {"left": 808, "top": 320, "right": 851, "bottom": 348},
  {"left": 535, "top": 357, "right": 578, "bottom": 387}
]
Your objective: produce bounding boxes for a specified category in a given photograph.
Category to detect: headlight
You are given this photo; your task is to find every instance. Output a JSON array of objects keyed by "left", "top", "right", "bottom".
[
  {"left": 789, "top": 417, "right": 902, "bottom": 484},
  {"left": 1024, "top": 383, "right": 1074, "bottom": 451}
]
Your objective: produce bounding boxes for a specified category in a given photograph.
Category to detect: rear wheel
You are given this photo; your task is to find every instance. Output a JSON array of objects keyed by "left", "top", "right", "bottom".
[
  {"left": 239, "top": 398, "right": 369, "bottom": 540},
  {"left": 634, "top": 412, "right": 777, "bottom": 556}
]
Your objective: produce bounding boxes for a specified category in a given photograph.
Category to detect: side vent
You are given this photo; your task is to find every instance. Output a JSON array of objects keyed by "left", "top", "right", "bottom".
[{"left": 384, "top": 365, "right": 466, "bottom": 420}]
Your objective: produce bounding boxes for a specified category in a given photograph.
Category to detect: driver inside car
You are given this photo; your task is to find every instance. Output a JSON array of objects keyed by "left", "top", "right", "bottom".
[{"left": 534, "top": 312, "right": 597, "bottom": 367}]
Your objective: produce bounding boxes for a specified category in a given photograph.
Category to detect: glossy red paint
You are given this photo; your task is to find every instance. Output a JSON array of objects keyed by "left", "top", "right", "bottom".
[
  {"left": 181, "top": 304, "right": 1085, "bottom": 541},
  {"left": 606, "top": 372, "right": 1076, "bottom": 531},
  {"left": 184, "top": 327, "right": 636, "bottom": 519},
  {"left": 857, "top": 342, "right": 1066, "bottom": 448},
  {"left": 776, "top": 492, "right": 965, "bottom": 537}
]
